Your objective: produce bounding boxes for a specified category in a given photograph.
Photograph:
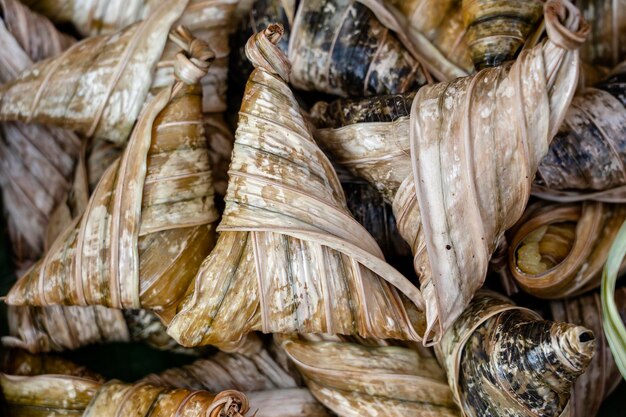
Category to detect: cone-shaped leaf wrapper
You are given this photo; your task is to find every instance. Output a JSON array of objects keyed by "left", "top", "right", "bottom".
[
  {"left": 551, "top": 288, "right": 626, "bottom": 417},
  {"left": 313, "top": 0, "right": 588, "bottom": 339},
  {"left": 435, "top": 291, "right": 595, "bottom": 417},
  {"left": 0, "top": 0, "right": 189, "bottom": 143},
  {"left": 6, "top": 27, "right": 219, "bottom": 319},
  {"left": 281, "top": 335, "right": 461, "bottom": 416},
  {"left": 167, "top": 25, "right": 426, "bottom": 347}
]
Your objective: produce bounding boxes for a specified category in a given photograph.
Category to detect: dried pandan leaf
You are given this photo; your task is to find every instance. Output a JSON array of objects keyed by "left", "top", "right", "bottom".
[
  {"left": 575, "top": 0, "right": 626, "bottom": 68},
  {"left": 0, "top": 0, "right": 189, "bottom": 144},
  {"left": 167, "top": 25, "right": 426, "bottom": 347},
  {"left": 462, "top": 0, "right": 544, "bottom": 69},
  {"left": 500, "top": 201, "right": 626, "bottom": 298},
  {"left": 534, "top": 62, "right": 626, "bottom": 202},
  {"left": 435, "top": 291, "right": 595, "bottom": 417},
  {"left": 280, "top": 335, "right": 461, "bottom": 416},
  {"left": 0, "top": 0, "right": 81, "bottom": 273},
  {"left": 83, "top": 382, "right": 250, "bottom": 417},
  {"left": 0, "top": 373, "right": 102, "bottom": 417},
  {"left": 312, "top": 0, "right": 588, "bottom": 339},
  {"left": 0, "top": 349, "right": 103, "bottom": 381},
  {"left": 551, "top": 287, "right": 626, "bottom": 417},
  {"left": 5, "top": 28, "right": 219, "bottom": 322},
  {"left": 357, "top": 0, "right": 474, "bottom": 80}
]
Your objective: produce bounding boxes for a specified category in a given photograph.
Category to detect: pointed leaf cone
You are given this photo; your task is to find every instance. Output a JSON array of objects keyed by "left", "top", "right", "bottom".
[
  {"left": 551, "top": 287, "right": 626, "bottom": 417},
  {"left": 576, "top": 0, "right": 626, "bottom": 68},
  {"left": 502, "top": 201, "right": 626, "bottom": 298},
  {"left": 435, "top": 291, "right": 596, "bottom": 417},
  {"left": 167, "top": 24, "right": 426, "bottom": 347},
  {"left": 0, "top": 0, "right": 189, "bottom": 144},
  {"left": 280, "top": 335, "right": 461, "bottom": 416},
  {"left": 1, "top": 349, "right": 104, "bottom": 380},
  {"left": 313, "top": 0, "right": 588, "bottom": 339},
  {"left": 6, "top": 28, "right": 219, "bottom": 317},
  {"left": 0, "top": 373, "right": 102, "bottom": 416},
  {"left": 287, "top": 0, "right": 431, "bottom": 97},
  {"left": 462, "top": 0, "right": 544, "bottom": 69},
  {"left": 83, "top": 381, "right": 250, "bottom": 417},
  {"left": 534, "top": 62, "right": 626, "bottom": 202}
]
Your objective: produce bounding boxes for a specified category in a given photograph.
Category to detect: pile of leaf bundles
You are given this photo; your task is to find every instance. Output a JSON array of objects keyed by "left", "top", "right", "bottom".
[{"left": 313, "top": 0, "right": 590, "bottom": 339}]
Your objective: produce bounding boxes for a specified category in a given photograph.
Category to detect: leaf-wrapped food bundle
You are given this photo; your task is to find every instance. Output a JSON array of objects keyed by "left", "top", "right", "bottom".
[
  {"left": 280, "top": 335, "right": 461, "bottom": 416},
  {"left": 435, "top": 291, "right": 595, "bottom": 417},
  {"left": 0, "top": 2, "right": 131, "bottom": 356},
  {"left": 501, "top": 201, "right": 626, "bottom": 298},
  {"left": 167, "top": 25, "right": 426, "bottom": 347},
  {"left": 5, "top": 28, "right": 219, "bottom": 320},
  {"left": 534, "top": 62, "right": 626, "bottom": 201},
  {"left": 313, "top": 0, "right": 588, "bottom": 339},
  {"left": 462, "top": 0, "right": 544, "bottom": 69},
  {"left": 551, "top": 288, "right": 626, "bottom": 417}
]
